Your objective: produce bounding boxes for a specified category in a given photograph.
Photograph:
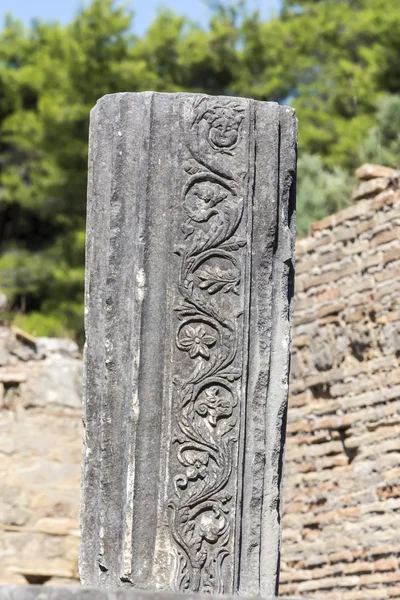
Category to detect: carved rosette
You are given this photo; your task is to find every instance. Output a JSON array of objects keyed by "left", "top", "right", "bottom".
[{"left": 168, "top": 98, "right": 248, "bottom": 594}]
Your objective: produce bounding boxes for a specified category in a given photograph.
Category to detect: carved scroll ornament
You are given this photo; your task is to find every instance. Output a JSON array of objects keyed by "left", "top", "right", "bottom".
[{"left": 168, "top": 98, "right": 247, "bottom": 594}]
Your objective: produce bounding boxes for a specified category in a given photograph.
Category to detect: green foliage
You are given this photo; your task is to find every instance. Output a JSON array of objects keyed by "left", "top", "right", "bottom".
[
  {"left": 296, "top": 153, "right": 352, "bottom": 235},
  {"left": 359, "top": 95, "right": 400, "bottom": 168},
  {"left": 12, "top": 312, "right": 72, "bottom": 338},
  {"left": 0, "top": 0, "right": 400, "bottom": 340},
  {"left": 237, "top": 0, "right": 400, "bottom": 168}
]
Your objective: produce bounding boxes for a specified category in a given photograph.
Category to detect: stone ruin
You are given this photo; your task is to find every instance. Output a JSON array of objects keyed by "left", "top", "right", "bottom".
[
  {"left": 0, "top": 325, "right": 82, "bottom": 585},
  {"left": 0, "top": 90, "right": 400, "bottom": 600},
  {"left": 281, "top": 163, "right": 400, "bottom": 598},
  {"left": 80, "top": 92, "right": 297, "bottom": 597},
  {"left": 0, "top": 91, "right": 298, "bottom": 599},
  {"left": 1, "top": 160, "right": 400, "bottom": 600}
]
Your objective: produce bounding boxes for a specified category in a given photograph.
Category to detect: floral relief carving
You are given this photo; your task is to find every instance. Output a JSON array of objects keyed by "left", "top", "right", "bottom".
[
  {"left": 179, "top": 325, "right": 216, "bottom": 359},
  {"left": 168, "top": 97, "right": 248, "bottom": 594}
]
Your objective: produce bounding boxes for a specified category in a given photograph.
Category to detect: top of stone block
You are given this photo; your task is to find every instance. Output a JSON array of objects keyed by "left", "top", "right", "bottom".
[
  {"left": 91, "top": 91, "right": 296, "bottom": 119},
  {"left": 355, "top": 163, "right": 400, "bottom": 180}
]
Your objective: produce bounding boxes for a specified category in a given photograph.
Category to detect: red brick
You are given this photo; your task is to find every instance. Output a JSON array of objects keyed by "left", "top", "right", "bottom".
[
  {"left": 343, "top": 239, "right": 369, "bottom": 255},
  {"left": 313, "top": 232, "right": 336, "bottom": 249},
  {"left": 293, "top": 311, "right": 317, "bottom": 326},
  {"left": 296, "top": 236, "right": 317, "bottom": 254},
  {"left": 292, "top": 335, "right": 311, "bottom": 348},
  {"left": 333, "top": 200, "right": 370, "bottom": 226},
  {"left": 369, "top": 544, "right": 400, "bottom": 557},
  {"left": 343, "top": 561, "right": 373, "bottom": 574},
  {"left": 364, "top": 251, "right": 383, "bottom": 268},
  {"left": 315, "top": 286, "right": 341, "bottom": 302},
  {"left": 292, "top": 296, "right": 315, "bottom": 311},
  {"left": 377, "top": 310, "right": 400, "bottom": 323},
  {"left": 319, "top": 315, "right": 341, "bottom": 325},
  {"left": 288, "top": 391, "right": 311, "bottom": 408},
  {"left": 278, "top": 582, "right": 298, "bottom": 595},
  {"left": 279, "top": 569, "right": 311, "bottom": 583},
  {"left": 360, "top": 571, "right": 400, "bottom": 585},
  {"left": 318, "top": 302, "right": 346, "bottom": 318},
  {"left": 370, "top": 227, "right": 400, "bottom": 248},
  {"left": 375, "top": 557, "right": 399, "bottom": 571},
  {"left": 384, "top": 467, "right": 400, "bottom": 480},
  {"left": 377, "top": 485, "right": 400, "bottom": 500},
  {"left": 338, "top": 506, "right": 360, "bottom": 519},
  {"left": 334, "top": 225, "right": 357, "bottom": 242},
  {"left": 344, "top": 591, "right": 387, "bottom": 600},
  {"left": 345, "top": 309, "right": 366, "bottom": 323},
  {"left": 372, "top": 189, "right": 400, "bottom": 210},
  {"left": 284, "top": 502, "right": 307, "bottom": 514},
  {"left": 375, "top": 266, "right": 400, "bottom": 282},
  {"left": 303, "top": 271, "right": 336, "bottom": 291},
  {"left": 318, "top": 249, "right": 344, "bottom": 266},
  {"left": 298, "top": 575, "right": 359, "bottom": 591},
  {"left": 311, "top": 214, "right": 337, "bottom": 233},
  {"left": 357, "top": 216, "right": 376, "bottom": 235},
  {"left": 384, "top": 247, "right": 400, "bottom": 266},
  {"left": 296, "top": 257, "right": 318, "bottom": 275},
  {"left": 389, "top": 586, "right": 400, "bottom": 597}
]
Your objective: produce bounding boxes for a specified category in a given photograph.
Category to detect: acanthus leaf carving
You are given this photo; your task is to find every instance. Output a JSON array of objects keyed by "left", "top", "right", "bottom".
[
  {"left": 168, "top": 97, "right": 249, "bottom": 594},
  {"left": 197, "top": 264, "right": 240, "bottom": 296}
]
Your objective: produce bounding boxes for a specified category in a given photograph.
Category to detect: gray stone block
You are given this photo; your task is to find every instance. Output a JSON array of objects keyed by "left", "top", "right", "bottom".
[
  {"left": 81, "top": 92, "right": 297, "bottom": 596},
  {"left": 0, "top": 585, "right": 307, "bottom": 600}
]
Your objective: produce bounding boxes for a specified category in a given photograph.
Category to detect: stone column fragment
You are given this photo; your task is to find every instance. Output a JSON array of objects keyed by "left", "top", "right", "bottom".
[{"left": 80, "top": 92, "right": 297, "bottom": 597}]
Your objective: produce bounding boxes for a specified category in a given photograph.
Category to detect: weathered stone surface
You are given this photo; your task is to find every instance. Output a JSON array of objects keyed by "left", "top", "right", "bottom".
[
  {"left": 0, "top": 325, "right": 82, "bottom": 586},
  {"left": 0, "top": 585, "right": 303, "bottom": 600},
  {"left": 20, "top": 355, "right": 82, "bottom": 409},
  {"left": 81, "top": 92, "right": 297, "bottom": 596},
  {"left": 352, "top": 177, "right": 392, "bottom": 201},
  {"left": 36, "top": 337, "right": 80, "bottom": 358},
  {"left": 355, "top": 163, "right": 400, "bottom": 181}
]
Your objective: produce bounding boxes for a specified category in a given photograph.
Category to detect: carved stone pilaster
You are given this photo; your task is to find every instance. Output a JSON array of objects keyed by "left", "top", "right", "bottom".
[{"left": 80, "top": 92, "right": 297, "bottom": 597}]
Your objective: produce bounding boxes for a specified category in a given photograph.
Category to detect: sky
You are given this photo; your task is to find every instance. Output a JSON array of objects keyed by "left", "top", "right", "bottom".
[{"left": 1, "top": 0, "right": 280, "bottom": 35}]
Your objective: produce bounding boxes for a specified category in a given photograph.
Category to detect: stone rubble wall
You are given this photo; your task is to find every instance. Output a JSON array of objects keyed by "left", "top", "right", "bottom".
[
  {"left": 0, "top": 327, "right": 82, "bottom": 586},
  {"left": 280, "top": 168, "right": 400, "bottom": 599},
  {"left": 0, "top": 165, "right": 399, "bottom": 598}
]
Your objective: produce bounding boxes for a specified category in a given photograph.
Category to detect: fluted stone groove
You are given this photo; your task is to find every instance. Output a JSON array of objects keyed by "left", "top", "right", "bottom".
[{"left": 81, "top": 92, "right": 297, "bottom": 596}]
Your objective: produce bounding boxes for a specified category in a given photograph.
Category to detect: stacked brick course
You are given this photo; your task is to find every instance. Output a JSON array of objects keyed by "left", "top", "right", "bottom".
[{"left": 280, "top": 168, "right": 400, "bottom": 599}]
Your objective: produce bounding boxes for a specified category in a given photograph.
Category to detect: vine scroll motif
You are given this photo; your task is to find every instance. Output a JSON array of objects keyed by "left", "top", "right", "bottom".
[{"left": 168, "top": 98, "right": 249, "bottom": 594}]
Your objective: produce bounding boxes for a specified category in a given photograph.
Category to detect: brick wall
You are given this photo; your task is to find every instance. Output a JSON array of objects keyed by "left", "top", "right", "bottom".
[{"left": 280, "top": 169, "right": 400, "bottom": 599}]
